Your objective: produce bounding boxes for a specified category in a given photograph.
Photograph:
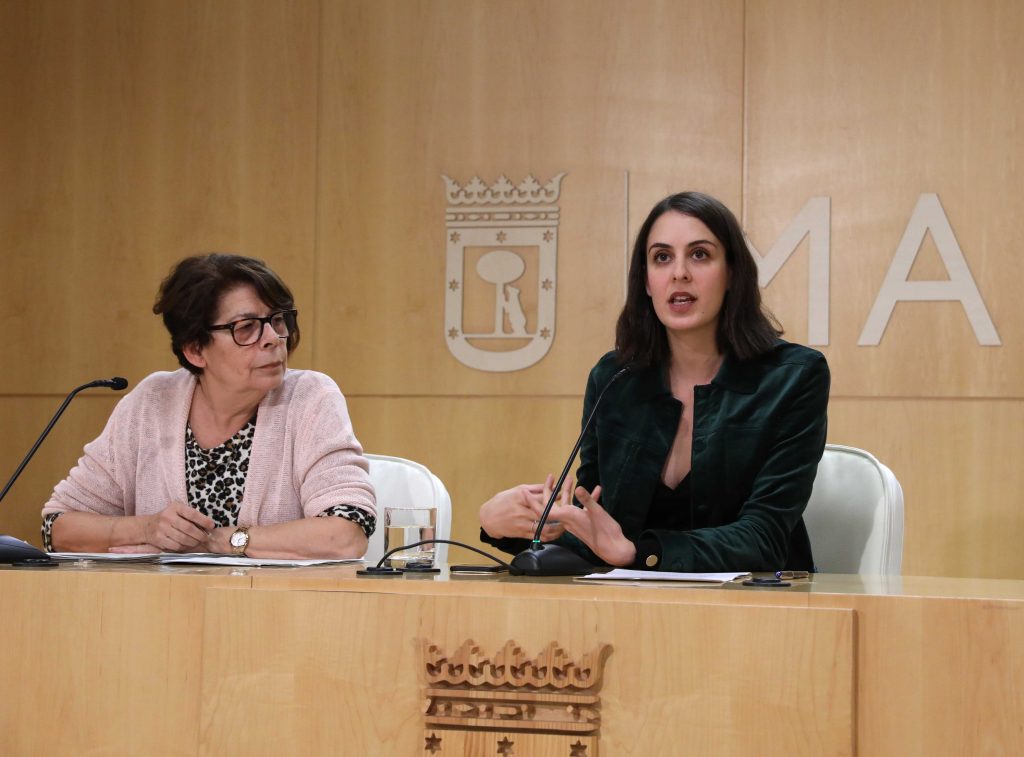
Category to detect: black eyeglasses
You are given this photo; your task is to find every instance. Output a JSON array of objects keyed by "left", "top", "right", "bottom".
[{"left": 207, "top": 309, "right": 298, "bottom": 346}]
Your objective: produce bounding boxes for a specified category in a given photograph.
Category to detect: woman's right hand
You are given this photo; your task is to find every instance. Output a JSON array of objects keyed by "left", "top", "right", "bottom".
[
  {"left": 479, "top": 478, "right": 566, "bottom": 541},
  {"left": 140, "top": 502, "right": 215, "bottom": 552}
]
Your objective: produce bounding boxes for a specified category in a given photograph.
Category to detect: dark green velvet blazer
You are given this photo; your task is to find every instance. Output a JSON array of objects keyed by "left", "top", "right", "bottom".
[{"left": 483, "top": 340, "right": 829, "bottom": 572}]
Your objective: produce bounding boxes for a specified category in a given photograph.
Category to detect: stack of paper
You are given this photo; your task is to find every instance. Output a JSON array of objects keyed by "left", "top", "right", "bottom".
[
  {"left": 578, "top": 569, "right": 751, "bottom": 583},
  {"left": 48, "top": 552, "right": 362, "bottom": 567}
]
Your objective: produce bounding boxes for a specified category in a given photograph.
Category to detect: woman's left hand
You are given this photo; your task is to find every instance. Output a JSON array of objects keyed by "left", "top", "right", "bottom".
[{"left": 546, "top": 478, "right": 636, "bottom": 567}]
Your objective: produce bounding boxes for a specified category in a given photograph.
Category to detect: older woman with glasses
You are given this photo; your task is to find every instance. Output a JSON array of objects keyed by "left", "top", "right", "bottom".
[{"left": 41, "top": 253, "right": 375, "bottom": 559}]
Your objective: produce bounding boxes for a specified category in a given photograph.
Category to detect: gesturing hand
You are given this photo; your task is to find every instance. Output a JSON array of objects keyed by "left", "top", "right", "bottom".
[
  {"left": 546, "top": 478, "right": 636, "bottom": 567},
  {"left": 140, "top": 501, "right": 215, "bottom": 553},
  {"left": 479, "top": 480, "right": 566, "bottom": 542}
]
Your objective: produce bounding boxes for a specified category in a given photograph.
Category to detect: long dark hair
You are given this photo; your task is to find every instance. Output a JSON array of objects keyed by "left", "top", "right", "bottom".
[
  {"left": 615, "top": 191, "right": 781, "bottom": 366},
  {"left": 153, "top": 253, "right": 300, "bottom": 374}
]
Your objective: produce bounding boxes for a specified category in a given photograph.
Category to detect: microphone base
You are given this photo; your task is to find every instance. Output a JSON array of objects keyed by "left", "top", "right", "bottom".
[
  {"left": 510, "top": 543, "right": 595, "bottom": 576},
  {"left": 0, "top": 534, "right": 53, "bottom": 565}
]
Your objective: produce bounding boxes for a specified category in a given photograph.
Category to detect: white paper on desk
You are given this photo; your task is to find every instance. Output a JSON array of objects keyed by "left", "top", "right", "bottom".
[
  {"left": 49, "top": 552, "right": 362, "bottom": 567},
  {"left": 157, "top": 554, "right": 364, "bottom": 567},
  {"left": 48, "top": 552, "right": 160, "bottom": 563},
  {"left": 579, "top": 569, "right": 750, "bottom": 583}
]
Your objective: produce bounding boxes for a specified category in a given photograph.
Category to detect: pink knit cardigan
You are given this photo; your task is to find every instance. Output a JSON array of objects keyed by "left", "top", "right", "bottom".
[{"left": 43, "top": 368, "right": 376, "bottom": 526}]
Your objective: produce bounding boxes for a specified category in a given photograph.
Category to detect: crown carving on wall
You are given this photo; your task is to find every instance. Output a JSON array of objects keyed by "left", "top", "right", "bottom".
[
  {"left": 423, "top": 639, "right": 611, "bottom": 691},
  {"left": 442, "top": 173, "right": 566, "bottom": 206}
]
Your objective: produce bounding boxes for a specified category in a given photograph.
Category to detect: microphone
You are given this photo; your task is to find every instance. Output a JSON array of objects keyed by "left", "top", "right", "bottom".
[
  {"left": 85, "top": 377, "right": 128, "bottom": 391},
  {"left": 0, "top": 377, "right": 129, "bottom": 564},
  {"left": 510, "top": 364, "right": 633, "bottom": 576}
]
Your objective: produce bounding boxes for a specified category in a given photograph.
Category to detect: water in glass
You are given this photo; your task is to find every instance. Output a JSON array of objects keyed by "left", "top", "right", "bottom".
[{"left": 383, "top": 506, "right": 437, "bottom": 568}]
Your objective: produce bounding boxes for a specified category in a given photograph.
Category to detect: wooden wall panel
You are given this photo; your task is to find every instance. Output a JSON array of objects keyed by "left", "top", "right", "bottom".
[
  {"left": 314, "top": 0, "right": 745, "bottom": 396},
  {"left": 3, "top": 0, "right": 1022, "bottom": 580},
  {"left": 829, "top": 398, "right": 1024, "bottom": 579},
  {"left": 0, "top": 0, "right": 319, "bottom": 395},
  {"left": 744, "top": 0, "right": 1023, "bottom": 398},
  {"left": 0, "top": 396, "right": 120, "bottom": 546}
]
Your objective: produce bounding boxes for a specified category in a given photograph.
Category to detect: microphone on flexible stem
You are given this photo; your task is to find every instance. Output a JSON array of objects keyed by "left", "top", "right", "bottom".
[
  {"left": 510, "top": 365, "right": 632, "bottom": 577},
  {"left": 0, "top": 377, "right": 129, "bottom": 564}
]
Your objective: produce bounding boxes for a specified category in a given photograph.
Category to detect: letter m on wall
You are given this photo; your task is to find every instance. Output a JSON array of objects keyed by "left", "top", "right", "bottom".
[{"left": 748, "top": 197, "right": 831, "bottom": 345}]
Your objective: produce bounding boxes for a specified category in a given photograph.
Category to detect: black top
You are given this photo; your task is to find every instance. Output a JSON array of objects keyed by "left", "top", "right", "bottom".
[{"left": 647, "top": 474, "right": 693, "bottom": 532}]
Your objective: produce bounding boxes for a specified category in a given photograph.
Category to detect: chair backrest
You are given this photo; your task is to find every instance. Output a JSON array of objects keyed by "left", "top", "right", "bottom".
[
  {"left": 363, "top": 453, "right": 453, "bottom": 567},
  {"left": 803, "top": 444, "right": 904, "bottom": 575}
]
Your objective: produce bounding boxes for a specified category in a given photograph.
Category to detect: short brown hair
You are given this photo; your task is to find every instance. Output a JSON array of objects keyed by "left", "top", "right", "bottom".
[{"left": 153, "top": 253, "right": 299, "bottom": 374}]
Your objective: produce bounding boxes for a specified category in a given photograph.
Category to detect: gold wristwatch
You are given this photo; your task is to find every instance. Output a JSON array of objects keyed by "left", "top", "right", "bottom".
[{"left": 229, "top": 526, "right": 250, "bottom": 556}]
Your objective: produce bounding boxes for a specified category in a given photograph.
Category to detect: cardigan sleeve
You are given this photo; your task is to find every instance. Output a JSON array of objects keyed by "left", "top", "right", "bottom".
[{"left": 290, "top": 375, "right": 376, "bottom": 521}]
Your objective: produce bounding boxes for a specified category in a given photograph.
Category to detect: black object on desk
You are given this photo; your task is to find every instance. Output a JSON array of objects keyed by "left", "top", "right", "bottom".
[
  {"left": 0, "top": 535, "right": 57, "bottom": 566},
  {"left": 742, "top": 577, "right": 792, "bottom": 587},
  {"left": 511, "top": 543, "right": 595, "bottom": 576}
]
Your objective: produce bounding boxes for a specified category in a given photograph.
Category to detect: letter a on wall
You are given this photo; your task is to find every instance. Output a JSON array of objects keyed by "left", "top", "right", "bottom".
[{"left": 858, "top": 193, "right": 1000, "bottom": 346}]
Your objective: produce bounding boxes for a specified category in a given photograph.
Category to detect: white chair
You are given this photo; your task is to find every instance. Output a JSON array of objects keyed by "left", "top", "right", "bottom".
[
  {"left": 363, "top": 453, "right": 453, "bottom": 567},
  {"left": 802, "top": 444, "right": 904, "bottom": 575}
]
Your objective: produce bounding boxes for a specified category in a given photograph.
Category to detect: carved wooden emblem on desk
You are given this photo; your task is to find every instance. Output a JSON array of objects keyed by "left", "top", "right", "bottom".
[{"left": 421, "top": 639, "right": 611, "bottom": 756}]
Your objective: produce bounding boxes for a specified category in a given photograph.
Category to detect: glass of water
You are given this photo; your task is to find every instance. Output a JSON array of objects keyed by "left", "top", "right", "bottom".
[{"left": 383, "top": 506, "right": 437, "bottom": 568}]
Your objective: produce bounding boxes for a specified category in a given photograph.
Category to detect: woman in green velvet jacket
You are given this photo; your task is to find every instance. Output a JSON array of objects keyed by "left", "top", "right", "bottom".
[{"left": 480, "top": 191, "right": 829, "bottom": 572}]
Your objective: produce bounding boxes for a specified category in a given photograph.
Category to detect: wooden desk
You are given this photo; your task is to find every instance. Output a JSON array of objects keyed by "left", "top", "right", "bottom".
[
  {"left": 0, "top": 564, "right": 251, "bottom": 756},
  {"left": 2, "top": 564, "right": 1022, "bottom": 756}
]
